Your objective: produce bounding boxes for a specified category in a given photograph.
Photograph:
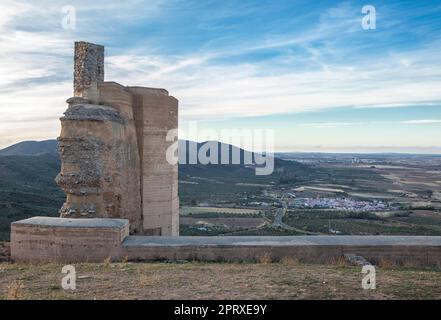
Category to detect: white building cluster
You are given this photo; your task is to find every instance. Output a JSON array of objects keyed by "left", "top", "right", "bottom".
[{"left": 290, "top": 197, "right": 391, "bottom": 212}]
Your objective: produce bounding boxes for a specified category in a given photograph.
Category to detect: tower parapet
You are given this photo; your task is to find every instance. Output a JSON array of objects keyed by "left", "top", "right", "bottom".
[{"left": 74, "top": 41, "right": 104, "bottom": 97}]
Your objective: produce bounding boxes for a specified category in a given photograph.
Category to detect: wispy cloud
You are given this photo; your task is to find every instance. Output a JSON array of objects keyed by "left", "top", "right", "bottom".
[
  {"left": 0, "top": 0, "right": 441, "bottom": 151},
  {"left": 402, "top": 119, "right": 441, "bottom": 124},
  {"left": 298, "top": 119, "right": 441, "bottom": 128}
]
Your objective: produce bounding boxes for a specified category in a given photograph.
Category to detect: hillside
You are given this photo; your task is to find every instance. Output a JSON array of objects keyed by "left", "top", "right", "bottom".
[
  {"left": 178, "top": 140, "right": 316, "bottom": 204},
  {"left": 0, "top": 139, "right": 315, "bottom": 240},
  {"left": 0, "top": 140, "right": 58, "bottom": 156},
  {"left": 0, "top": 154, "right": 64, "bottom": 240}
]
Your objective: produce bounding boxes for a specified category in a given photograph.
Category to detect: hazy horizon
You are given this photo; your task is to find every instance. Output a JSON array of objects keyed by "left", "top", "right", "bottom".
[{"left": 3, "top": 138, "right": 441, "bottom": 156}]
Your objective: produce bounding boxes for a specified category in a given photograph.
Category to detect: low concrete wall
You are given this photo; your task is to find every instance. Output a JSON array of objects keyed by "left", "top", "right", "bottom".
[
  {"left": 0, "top": 242, "right": 10, "bottom": 262},
  {"left": 123, "top": 236, "right": 441, "bottom": 267},
  {"left": 11, "top": 217, "right": 129, "bottom": 263},
  {"left": 9, "top": 218, "right": 441, "bottom": 266},
  {"left": 124, "top": 244, "right": 441, "bottom": 266}
]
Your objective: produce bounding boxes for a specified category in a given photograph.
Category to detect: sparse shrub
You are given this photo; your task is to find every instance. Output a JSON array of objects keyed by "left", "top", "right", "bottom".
[
  {"left": 259, "top": 252, "right": 272, "bottom": 264},
  {"left": 280, "top": 256, "right": 299, "bottom": 265},
  {"left": 378, "top": 257, "right": 393, "bottom": 269},
  {"left": 402, "top": 259, "right": 419, "bottom": 269},
  {"left": 345, "top": 211, "right": 380, "bottom": 220},
  {"left": 6, "top": 280, "right": 24, "bottom": 300},
  {"left": 122, "top": 255, "right": 129, "bottom": 263},
  {"left": 329, "top": 255, "right": 349, "bottom": 267},
  {"left": 103, "top": 256, "right": 112, "bottom": 269},
  {"left": 394, "top": 211, "right": 410, "bottom": 218}
]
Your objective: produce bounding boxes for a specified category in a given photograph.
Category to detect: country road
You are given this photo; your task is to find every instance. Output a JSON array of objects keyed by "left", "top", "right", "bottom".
[{"left": 271, "top": 201, "right": 319, "bottom": 235}]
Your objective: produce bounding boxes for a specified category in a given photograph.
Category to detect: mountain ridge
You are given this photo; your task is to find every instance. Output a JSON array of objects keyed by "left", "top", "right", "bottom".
[
  {"left": 0, "top": 140, "right": 58, "bottom": 156},
  {"left": 0, "top": 139, "right": 269, "bottom": 163},
  {"left": 0, "top": 139, "right": 314, "bottom": 240}
]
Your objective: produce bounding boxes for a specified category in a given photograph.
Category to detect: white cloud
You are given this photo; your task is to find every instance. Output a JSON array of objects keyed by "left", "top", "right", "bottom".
[
  {"left": 297, "top": 119, "right": 441, "bottom": 128},
  {"left": 402, "top": 119, "right": 441, "bottom": 124},
  {"left": 1, "top": 1, "right": 441, "bottom": 150},
  {"left": 0, "top": 1, "right": 32, "bottom": 30},
  {"left": 106, "top": 50, "right": 441, "bottom": 120}
]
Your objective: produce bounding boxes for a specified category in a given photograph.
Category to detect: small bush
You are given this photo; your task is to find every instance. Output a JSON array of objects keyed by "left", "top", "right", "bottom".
[
  {"left": 378, "top": 258, "right": 393, "bottom": 269},
  {"left": 103, "top": 256, "right": 112, "bottom": 269},
  {"left": 259, "top": 252, "right": 272, "bottom": 264},
  {"left": 280, "top": 256, "right": 299, "bottom": 265}
]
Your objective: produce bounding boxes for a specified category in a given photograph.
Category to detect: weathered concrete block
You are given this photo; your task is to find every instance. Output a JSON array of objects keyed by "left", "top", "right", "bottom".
[{"left": 11, "top": 217, "right": 128, "bottom": 263}]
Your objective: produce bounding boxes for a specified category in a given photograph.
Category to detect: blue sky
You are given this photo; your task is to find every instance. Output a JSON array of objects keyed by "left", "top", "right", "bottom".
[{"left": 0, "top": 0, "right": 440, "bottom": 152}]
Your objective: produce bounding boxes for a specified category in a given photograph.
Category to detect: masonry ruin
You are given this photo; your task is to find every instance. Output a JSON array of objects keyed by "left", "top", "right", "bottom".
[
  {"left": 55, "top": 41, "right": 179, "bottom": 236},
  {"left": 9, "top": 42, "right": 441, "bottom": 265}
]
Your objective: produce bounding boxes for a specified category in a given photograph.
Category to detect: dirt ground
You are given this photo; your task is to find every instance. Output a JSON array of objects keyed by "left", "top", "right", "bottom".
[{"left": 1, "top": 261, "right": 441, "bottom": 300}]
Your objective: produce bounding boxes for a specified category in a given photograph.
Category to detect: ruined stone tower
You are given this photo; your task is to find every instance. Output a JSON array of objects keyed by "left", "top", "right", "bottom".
[{"left": 56, "top": 41, "right": 179, "bottom": 236}]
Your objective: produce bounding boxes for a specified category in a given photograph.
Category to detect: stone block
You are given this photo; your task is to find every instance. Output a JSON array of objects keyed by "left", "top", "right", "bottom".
[{"left": 11, "top": 217, "right": 129, "bottom": 263}]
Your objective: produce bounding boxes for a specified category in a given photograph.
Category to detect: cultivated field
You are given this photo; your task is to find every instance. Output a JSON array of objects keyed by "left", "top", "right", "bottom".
[
  {"left": 180, "top": 207, "right": 262, "bottom": 215},
  {"left": 180, "top": 154, "right": 441, "bottom": 236}
]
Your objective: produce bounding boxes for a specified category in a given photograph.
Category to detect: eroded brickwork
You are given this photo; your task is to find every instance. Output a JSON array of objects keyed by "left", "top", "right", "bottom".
[
  {"left": 74, "top": 42, "right": 104, "bottom": 97},
  {"left": 56, "top": 42, "right": 179, "bottom": 235}
]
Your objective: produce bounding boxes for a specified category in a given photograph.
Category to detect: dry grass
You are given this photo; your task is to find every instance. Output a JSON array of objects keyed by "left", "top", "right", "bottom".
[
  {"left": 103, "top": 257, "right": 112, "bottom": 269},
  {"left": 259, "top": 252, "right": 273, "bottom": 264},
  {"left": 0, "top": 261, "right": 441, "bottom": 300},
  {"left": 280, "top": 256, "right": 299, "bottom": 265},
  {"left": 329, "top": 256, "right": 349, "bottom": 267},
  {"left": 378, "top": 258, "right": 394, "bottom": 269},
  {"left": 5, "top": 280, "right": 24, "bottom": 300}
]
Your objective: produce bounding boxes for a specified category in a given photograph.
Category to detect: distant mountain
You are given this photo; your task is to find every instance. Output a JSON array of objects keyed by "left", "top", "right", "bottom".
[
  {"left": 0, "top": 138, "right": 313, "bottom": 186},
  {"left": 0, "top": 139, "right": 316, "bottom": 240},
  {"left": 0, "top": 140, "right": 58, "bottom": 156},
  {"left": 1, "top": 139, "right": 297, "bottom": 167},
  {"left": 0, "top": 153, "right": 64, "bottom": 240},
  {"left": 1, "top": 139, "right": 254, "bottom": 160},
  {"left": 178, "top": 140, "right": 311, "bottom": 180},
  {"left": 178, "top": 140, "right": 255, "bottom": 164}
]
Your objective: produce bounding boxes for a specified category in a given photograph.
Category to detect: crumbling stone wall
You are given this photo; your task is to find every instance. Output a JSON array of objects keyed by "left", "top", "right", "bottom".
[
  {"left": 56, "top": 41, "right": 179, "bottom": 235},
  {"left": 56, "top": 96, "right": 143, "bottom": 234}
]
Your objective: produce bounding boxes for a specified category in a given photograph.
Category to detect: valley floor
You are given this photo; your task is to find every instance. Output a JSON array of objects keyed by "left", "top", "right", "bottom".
[{"left": 1, "top": 261, "right": 441, "bottom": 299}]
